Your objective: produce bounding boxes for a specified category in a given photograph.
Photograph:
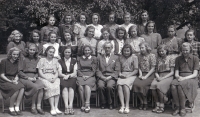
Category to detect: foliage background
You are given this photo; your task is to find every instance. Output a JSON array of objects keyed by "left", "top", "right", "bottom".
[{"left": 0, "top": 0, "right": 200, "bottom": 53}]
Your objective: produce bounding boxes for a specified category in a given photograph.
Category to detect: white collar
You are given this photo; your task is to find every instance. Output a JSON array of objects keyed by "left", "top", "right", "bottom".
[
  {"left": 82, "top": 55, "right": 92, "bottom": 59},
  {"left": 64, "top": 57, "right": 71, "bottom": 62}
]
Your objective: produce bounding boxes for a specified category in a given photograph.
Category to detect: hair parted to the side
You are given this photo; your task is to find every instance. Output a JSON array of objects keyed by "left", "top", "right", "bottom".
[
  {"left": 26, "top": 43, "right": 39, "bottom": 59},
  {"left": 139, "top": 10, "right": 149, "bottom": 24},
  {"left": 60, "top": 46, "right": 72, "bottom": 58},
  {"left": 62, "top": 12, "right": 75, "bottom": 25},
  {"left": 7, "top": 47, "right": 21, "bottom": 60},
  {"left": 139, "top": 42, "right": 152, "bottom": 53},
  {"left": 184, "top": 29, "right": 198, "bottom": 42},
  {"left": 157, "top": 44, "right": 171, "bottom": 56},
  {"left": 29, "top": 29, "right": 41, "bottom": 43},
  {"left": 145, "top": 20, "right": 157, "bottom": 33},
  {"left": 128, "top": 25, "right": 139, "bottom": 37},
  {"left": 92, "top": 13, "right": 101, "bottom": 24},
  {"left": 44, "top": 46, "right": 55, "bottom": 57},
  {"left": 82, "top": 45, "right": 93, "bottom": 56},
  {"left": 115, "top": 27, "right": 127, "bottom": 40},
  {"left": 181, "top": 42, "right": 193, "bottom": 53},
  {"left": 84, "top": 26, "right": 95, "bottom": 37},
  {"left": 121, "top": 44, "right": 133, "bottom": 57},
  {"left": 48, "top": 31, "right": 57, "bottom": 42}
]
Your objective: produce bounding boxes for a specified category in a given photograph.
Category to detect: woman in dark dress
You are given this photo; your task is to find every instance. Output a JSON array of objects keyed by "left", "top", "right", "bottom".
[
  {"left": 171, "top": 42, "right": 199, "bottom": 117},
  {"left": 77, "top": 45, "right": 97, "bottom": 113},
  {"left": 58, "top": 46, "right": 77, "bottom": 115},
  {"left": 0, "top": 47, "right": 24, "bottom": 116},
  {"left": 18, "top": 43, "right": 45, "bottom": 115},
  {"left": 133, "top": 42, "right": 156, "bottom": 110}
]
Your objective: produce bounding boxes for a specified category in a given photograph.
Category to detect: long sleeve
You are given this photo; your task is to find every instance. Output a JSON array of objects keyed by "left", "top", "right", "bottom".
[
  {"left": 96, "top": 57, "right": 104, "bottom": 79},
  {"left": 77, "top": 57, "right": 84, "bottom": 77}
]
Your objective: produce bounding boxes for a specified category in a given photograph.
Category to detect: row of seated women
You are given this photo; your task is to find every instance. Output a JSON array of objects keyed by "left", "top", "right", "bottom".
[{"left": 0, "top": 40, "right": 198, "bottom": 117}]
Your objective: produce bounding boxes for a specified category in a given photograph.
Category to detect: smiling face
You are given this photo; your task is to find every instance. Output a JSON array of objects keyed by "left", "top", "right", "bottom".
[
  {"left": 147, "top": 23, "right": 155, "bottom": 33},
  {"left": 28, "top": 45, "right": 37, "bottom": 57},
  {"left": 186, "top": 31, "right": 195, "bottom": 42},
  {"left": 48, "top": 16, "right": 56, "bottom": 26},
  {"left": 123, "top": 47, "right": 131, "bottom": 57},
  {"left": 140, "top": 44, "right": 147, "bottom": 54},
  {"left": 117, "top": 30, "right": 125, "bottom": 39},
  {"left": 130, "top": 28, "right": 137, "bottom": 38},
  {"left": 64, "top": 33, "right": 71, "bottom": 42},
  {"left": 32, "top": 32, "right": 40, "bottom": 43},
  {"left": 168, "top": 27, "right": 176, "bottom": 38},
  {"left": 92, "top": 15, "right": 99, "bottom": 25},
  {"left": 47, "top": 48, "right": 55, "bottom": 58},
  {"left": 141, "top": 12, "right": 148, "bottom": 21},
  {"left": 49, "top": 33, "right": 57, "bottom": 43},
  {"left": 158, "top": 48, "right": 167, "bottom": 58},
  {"left": 11, "top": 50, "right": 20, "bottom": 61},
  {"left": 102, "top": 30, "right": 110, "bottom": 40},
  {"left": 65, "top": 15, "right": 72, "bottom": 24},
  {"left": 87, "top": 28, "right": 95, "bottom": 38},
  {"left": 124, "top": 14, "right": 131, "bottom": 24},
  {"left": 84, "top": 47, "right": 92, "bottom": 57},
  {"left": 64, "top": 48, "right": 71, "bottom": 59},
  {"left": 13, "top": 33, "right": 21, "bottom": 43},
  {"left": 182, "top": 46, "right": 190, "bottom": 57},
  {"left": 80, "top": 15, "right": 86, "bottom": 24}
]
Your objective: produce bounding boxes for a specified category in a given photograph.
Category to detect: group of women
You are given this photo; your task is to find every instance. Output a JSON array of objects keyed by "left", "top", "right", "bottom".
[{"left": 0, "top": 10, "right": 199, "bottom": 117}]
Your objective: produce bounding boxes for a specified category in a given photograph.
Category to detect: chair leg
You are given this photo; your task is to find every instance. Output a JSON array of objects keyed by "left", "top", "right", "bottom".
[
  {"left": 2, "top": 98, "right": 4, "bottom": 113},
  {"left": 132, "top": 92, "right": 135, "bottom": 108}
]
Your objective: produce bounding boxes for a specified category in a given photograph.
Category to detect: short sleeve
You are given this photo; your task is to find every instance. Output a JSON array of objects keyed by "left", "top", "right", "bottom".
[
  {"left": 0, "top": 59, "right": 6, "bottom": 74},
  {"left": 150, "top": 54, "right": 156, "bottom": 67},
  {"left": 56, "top": 62, "right": 62, "bottom": 71},
  {"left": 169, "top": 56, "right": 175, "bottom": 68},
  {"left": 193, "top": 56, "right": 199, "bottom": 70},
  {"left": 36, "top": 58, "right": 44, "bottom": 69}
]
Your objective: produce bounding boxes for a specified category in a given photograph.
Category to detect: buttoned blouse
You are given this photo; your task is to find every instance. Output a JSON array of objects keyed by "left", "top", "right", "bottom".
[
  {"left": 156, "top": 55, "right": 175, "bottom": 73},
  {"left": 138, "top": 53, "right": 156, "bottom": 72},
  {"left": 111, "top": 39, "right": 124, "bottom": 54}
]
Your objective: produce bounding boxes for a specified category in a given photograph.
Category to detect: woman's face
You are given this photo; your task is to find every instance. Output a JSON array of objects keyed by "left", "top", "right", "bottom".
[
  {"left": 158, "top": 48, "right": 167, "bottom": 57},
  {"left": 118, "top": 30, "right": 125, "bottom": 39},
  {"left": 11, "top": 50, "right": 20, "bottom": 61},
  {"left": 84, "top": 47, "right": 92, "bottom": 57},
  {"left": 123, "top": 48, "right": 131, "bottom": 57},
  {"left": 168, "top": 27, "right": 176, "bottom": 38},
  {"left": 102, "top": 30, "right": 110, "bottom": 40},
  {"left": 182, "top": 46, "right": 190, "bottom": 57},
  {"left": 92, "top": 15, "right": 99, "bottom": 24},
  {"left": 48, "top": 17, "right": 56, "bottom": 26},
  {"left": 141, "top": 12, "right": 148, "bottom": 21},
  {"left": 80, "top": 15, "right": 86, "bottom": 24},
  {"left": 124, "top": 14, "right": 131, "bottom": 24},
  {"left": 64, "top": 48, "right": 71, "bottom": 59},
  {"left": 32, "top": 32, "right": 40, "bottom": 42},
  {"left": 14, "top": 34, "right": 21, "bottom": 43},
  {"left": 147, "top": 23, "right": 154, "bottom": 33},
  {"left": 65, "top": 15, "right": 72, "bottom": 24},
  {"left": 64, "top": 33, "right": 71, "bottom": 42},
  {"left": 130, "top": 28, "right": 137, "bottom": 37},
  {"left": 186, "top": 31, "right": 195, "bottom": 42},
  {"left": 47, "top": 48, "right": 55, "bottom": 58},
  {"left": 49, "top": 33, "right": 57, "bottom": 43},
  {"left": 109, "top": 14, "right": 115, "bottom": 23},
  {"left": 87, "top": 28, "right": 95, "bottom": 38},
  {"left": 140, "top": 44, "right": 147, "bottom": 54},
  {"left": 28, "top": 45, "right": 37, "bottom": 56}
]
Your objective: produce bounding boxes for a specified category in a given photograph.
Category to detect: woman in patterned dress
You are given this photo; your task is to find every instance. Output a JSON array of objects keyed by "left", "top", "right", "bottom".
[
  {"left": 77, "top": 45, "right": 97, "bottom": 113},
  {"left": 133, "top": 42, "right": 156, "bottom": 110},
  {"left": 171, "top": 42, "right": 199, "bottom": 117},
  {"left": 18, "top": 43, "right": 45, "bottom": 115},
  {"left": 37, "top": 46, "right": 62, "bottom": 116},
  {"left": 117, "top": 44, "right": 138, "bottom": 114},
  {"left": 150, "top": 45, "right": 175, "bottom": 113}
]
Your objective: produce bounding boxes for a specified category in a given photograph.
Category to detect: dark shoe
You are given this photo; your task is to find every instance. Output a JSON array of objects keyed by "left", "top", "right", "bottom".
[
  {"left": 9, "top": 110, "right": 17, "bottom": 116},
  {"left": 16, "top": 110, "right": 23, "bottom": 115},
  {"left": 143, "top": 104, "right": 148, "bottom": 111},
  {"left": 139, "top": 104, "right": 143, "bottom": 110},
  {"left": 37, "top": 108, "right": 45, "bottom": 115},
  {"left": 101, "top": 104, "right": 106, "bottom": 109},
  {"left": 64, "top": 108, "right": 70, "bottom": 115},
  {"left": 31, "top": 108, "right": 38, "bottom": 115},
  {"left": 172, "top": 108, "right": 180, "bottom": 116},
  {"left": 109, "top": 104, "right": 113, "bottom": 110},
  {"left": 69, "top": 108, "right": 75, "bottom": 115},
  {"left": 180, "top": 109, "right": 186, "bottom": 117}
]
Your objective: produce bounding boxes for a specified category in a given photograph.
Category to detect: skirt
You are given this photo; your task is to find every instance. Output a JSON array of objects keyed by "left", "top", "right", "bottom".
[
  {"left": 171, "top": 73, "right": 198, "bottom": 103},
  {"left": 41, "top": 78, "right": 60, "bottom": 99},
  {"left": 133, "top": 72, "right": 154, "bottom": 96},
  {"left": 20, "top": 78, "right": 45, "bottom": 98},
  {"left": 0, "top": 80, "right": 24, "bottom": 99},
  {"left": 60, "top": 78, "right": 77, "bottom": 91},
  {"left": 77, "top": 76, "right": 96, "bottom": 90},
  {"left": 150, "top": 72, "right": 173, "bottom": 94},
  {"left": 117, "top": 72, "right": 137, "bottom": 90}
]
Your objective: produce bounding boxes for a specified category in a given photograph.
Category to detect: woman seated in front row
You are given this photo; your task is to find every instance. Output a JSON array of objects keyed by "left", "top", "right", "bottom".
[
  {"left": 0, "top": 47, "right": 24, "bottom": 116},
  {"left": 150, "top": 45, "right": 175, "bottom": 113},
  {"left": 133, "top": 42, "right": 156, "bottom": 110},
  {"left": 77, "top": 45, "right": 97, "bottom": 113},
  {"left": 58, "top": 46, "right": 77, "bottom": 115},
  {"left": 171, "top": 42, "right": 199, "bottom": 117}
]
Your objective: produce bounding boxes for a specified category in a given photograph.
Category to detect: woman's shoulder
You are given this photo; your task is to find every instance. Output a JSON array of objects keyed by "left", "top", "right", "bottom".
[{"left": 1, "top": 58, "right": 8, "bottom": 63}]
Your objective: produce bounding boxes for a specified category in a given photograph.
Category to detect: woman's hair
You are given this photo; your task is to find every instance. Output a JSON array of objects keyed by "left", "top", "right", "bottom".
[
  {"left": 29, "top": 29, "right": 41, "bottom": 43},
  {"left": 84, "top": 26, "right": 95, "bottom": 37},
  {"left": 60, "top": 46, "right": 72, "bottom": 58},
  {"left": 123, "top": 12, "right": 131, "bottom": 19},
  {"left": 108, "top": 11, "right": 117, "bottom": 22},
  {"left": 139, "top": 10, "right": 149, "bottom": 24},
  {"left": 139, "top": 42, "right": 152, "bottom": 53},
  {"left": 100, "top": 27, "right": 111, "bottom": 40},
  {"left": 144, "top": 20, "right": 157, "bottom": 33},
  {"left": 184, "top": 29, "right": 198, "bottom": 42},
  {"left": 10, "top": 30, "right": 23, "bottom": 43},
  {"left": 181, "top": 42, "right": 193, "bottom": 53},
  {"left": 7, "top": 47, "right": 21, "bottom": 60},
  {"left": 128, "top": 25, "right": 139, "bottom": 37},
  {"left": 77, "top": 12, "right": 88, "bottom": 24},
  {"left": 47, "top": 15, "right": 57, "bottom": 24},
  {"left": 92, "top": 13, "right": 101, "bottom": 24},
  {"left": 157, "top": 44, "right": 171, "bottom": 56},
  {"left": 48, "top": 31, "right": 57, "bottom": 42},
  {"left": 62, "top": 31, "right": 74, "bottom": 44},
  {"left": 26, "top": 43, "right": 38, "bottom": 58},
  {"left": 62, "top": 12, "right": 75, "bottom": 24},
  {"left": 115, "top": 27, "right": 127, "bottom": 39},
  {"left": 167, "top": 25, "right": 177, "bottom": 36},
  {"left": 82, "top": 45, "right": 93, "bottom": 56},
  {"left": 44, "top": 46, "right": 55, "bottom": 57},
  {"left": 121, "top": 44, "right": 133, "bottom": 57}
]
